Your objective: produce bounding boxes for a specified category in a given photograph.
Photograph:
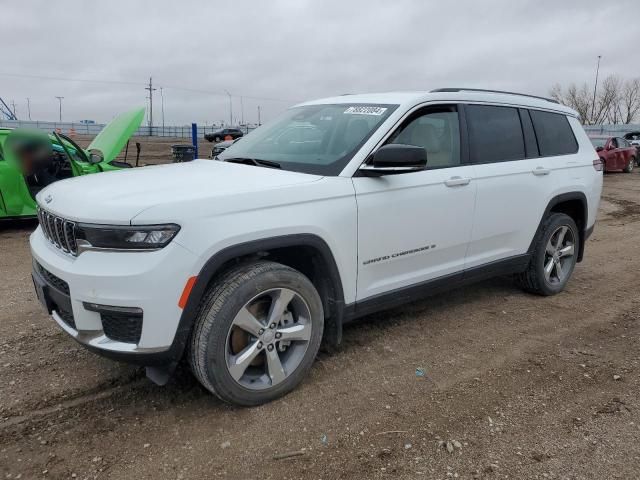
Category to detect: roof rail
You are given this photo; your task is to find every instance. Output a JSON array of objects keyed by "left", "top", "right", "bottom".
[{"left": 430, "top": 88, "right": 559, "bottom": 104}]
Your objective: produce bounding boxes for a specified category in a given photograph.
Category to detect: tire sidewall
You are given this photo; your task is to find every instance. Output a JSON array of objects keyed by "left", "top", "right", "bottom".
[
  {"left": 199, "top": 264, "right": 324, "bottom": 406},
  {"left": 534, "top": 214, "right": 579, "bottom": 295}
]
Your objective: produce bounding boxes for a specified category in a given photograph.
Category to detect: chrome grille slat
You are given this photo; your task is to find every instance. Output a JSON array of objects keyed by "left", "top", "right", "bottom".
[
  {"left": 54, "top": 217, "right": 66, "bottom": 251},
  {"left": 47, "top": 213, "right": 57, "bottom": 247},
  {"left": 36, "top": 207, "right": 78, "bottom": 257}
]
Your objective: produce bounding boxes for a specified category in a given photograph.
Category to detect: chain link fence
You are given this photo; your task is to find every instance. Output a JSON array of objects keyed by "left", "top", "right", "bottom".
[
  {"left": 0, "top": 120, "right": 256, "bottom": 138},
  {"left": 583, "top": 124, "right": 640, "bottom": 137}
]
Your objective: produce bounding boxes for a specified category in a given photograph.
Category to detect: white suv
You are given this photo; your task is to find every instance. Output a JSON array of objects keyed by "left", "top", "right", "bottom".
[{"left": 30, "top": 88, "right": 603, "bottom": 405}]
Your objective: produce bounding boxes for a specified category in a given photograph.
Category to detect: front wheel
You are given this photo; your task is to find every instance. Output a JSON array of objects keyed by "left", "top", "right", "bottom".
[
  {"left": 624, "top": 157, "right": 635, "bottom": 173},
  {"left": 189, "top": 261, "right": 324, "bottom": 406},
  {"left": 516, "top": 213, "right": 579, "bottom": 296}
]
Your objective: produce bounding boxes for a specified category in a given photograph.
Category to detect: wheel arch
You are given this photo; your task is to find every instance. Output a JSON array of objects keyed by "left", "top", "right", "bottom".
[
  {"left": 529, "top": 192, "right": 589, "bottom": 262},
  {"left": 172, "top": 234, "right": 346, "bottom": 362}
]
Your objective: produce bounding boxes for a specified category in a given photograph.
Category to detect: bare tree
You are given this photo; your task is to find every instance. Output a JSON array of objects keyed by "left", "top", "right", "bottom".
[
  {"left": 619, "top": 78, "right": 640, "bottom": 124},
  {"left": 551, "top": 75, "right": 640, "bottom": 125}
]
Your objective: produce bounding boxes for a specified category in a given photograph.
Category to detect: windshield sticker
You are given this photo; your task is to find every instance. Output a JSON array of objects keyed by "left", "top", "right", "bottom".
[{"left": 344, "top": 106, "right": 387, "bottom": 116}]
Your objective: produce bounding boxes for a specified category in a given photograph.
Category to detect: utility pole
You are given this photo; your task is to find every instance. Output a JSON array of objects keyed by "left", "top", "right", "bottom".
[
  {"left": 145, "top": 77, "right": 156, "bottom": 135},
  {"left": 257, "top": 105, "right": 261, "bottom": 125},
  {"left": 160, "top": 87, "right": 165, "bottom": 135},
  {"left": 55, "top": 96, "right": 64, "bottom": 122},
  {"left": 240, "top": 96, "right": 244, "bottom": 125},
  {"left": 224, "top": 89, "right": 232, "bottom": 126},
  {"left": 26, "top": 98, "right": 31, "bottom": 120},
  {"left": 591, "top": 55, "right": 601, "bottom": 124}
]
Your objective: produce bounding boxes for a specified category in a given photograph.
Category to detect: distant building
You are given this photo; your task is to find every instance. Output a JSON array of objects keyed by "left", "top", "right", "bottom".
[{"left": 79, "top": 119, "right": 96, "bottom": 124}]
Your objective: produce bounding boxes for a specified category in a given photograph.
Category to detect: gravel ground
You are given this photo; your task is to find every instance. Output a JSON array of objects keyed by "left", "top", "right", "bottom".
[{"left": 1, "top": 160, "right": 639, "bottom": 479}]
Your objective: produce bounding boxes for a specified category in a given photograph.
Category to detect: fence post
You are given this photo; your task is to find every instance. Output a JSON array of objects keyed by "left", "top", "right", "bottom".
[{"left": 192, "top": 123, "right": 198, "bottom": 159}]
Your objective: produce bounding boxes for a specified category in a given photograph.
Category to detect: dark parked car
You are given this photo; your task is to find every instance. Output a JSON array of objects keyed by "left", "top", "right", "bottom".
[
  {"left": 204, "top": 128, "right": 244, "bottom": 143},
  {"left": 590, "top": 136, "right": 636, "bottom": 173}
]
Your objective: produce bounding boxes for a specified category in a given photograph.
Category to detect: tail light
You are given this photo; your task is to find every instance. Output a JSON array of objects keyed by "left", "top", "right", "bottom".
[{"left": 593, "top": 158, "right": 603, "bottom": 171}]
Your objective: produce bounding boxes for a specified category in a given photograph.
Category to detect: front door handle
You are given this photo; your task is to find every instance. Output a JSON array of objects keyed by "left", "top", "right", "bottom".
[
  {"left": 445, "top": 176, "right": 471, "bottom": 187},
  {"left": 532, "top": 167, "right": 550, "bottom": 176}
]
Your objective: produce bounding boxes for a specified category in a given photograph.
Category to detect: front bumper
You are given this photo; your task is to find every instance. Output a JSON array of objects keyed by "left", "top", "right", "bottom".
[{"left": 30, "top": 227, "right": 199, "bottom": 366}]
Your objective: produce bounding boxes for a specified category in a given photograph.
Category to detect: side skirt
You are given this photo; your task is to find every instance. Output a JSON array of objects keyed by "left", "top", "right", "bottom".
[{"left": 344, "top": 254, "right": 531, "bottom": 321}]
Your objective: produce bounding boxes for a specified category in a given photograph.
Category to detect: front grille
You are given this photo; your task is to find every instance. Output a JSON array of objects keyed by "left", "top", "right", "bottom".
[
  {"left": 37, "top": 207, "right": 77, "bottom": 256},
  {"left": 101, "top": 313, "right": 143, "bottom": 344},
  {"left": 36, "top": 262, "right": 70, "bottom": 295}
]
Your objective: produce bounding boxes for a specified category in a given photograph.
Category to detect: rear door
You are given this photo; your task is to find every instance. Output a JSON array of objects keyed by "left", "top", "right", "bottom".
[
  {"left": 353, "top": 104, "right": 477, "bottom": 300},
  {"left": 464, "top": 104, "right": 552, "bottom": 268}
]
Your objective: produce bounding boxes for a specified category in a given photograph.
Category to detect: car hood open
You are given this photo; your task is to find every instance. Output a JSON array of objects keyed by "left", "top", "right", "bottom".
[
  {"left": 36, "top": 160, "right": 323, "bottom": 224},
  {"left": 86, "top": 107, "right": 145, "bottom": 163}
]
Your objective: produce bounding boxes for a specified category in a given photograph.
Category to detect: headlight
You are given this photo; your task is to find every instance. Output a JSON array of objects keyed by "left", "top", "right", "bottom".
[{"left": 75, "top": 224, "right": 180, "bottom": 252}]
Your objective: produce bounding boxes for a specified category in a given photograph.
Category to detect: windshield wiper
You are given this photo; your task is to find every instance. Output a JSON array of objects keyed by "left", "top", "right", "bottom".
[{"left": 224, "top": 157, "right": 281, "bottom": 169}]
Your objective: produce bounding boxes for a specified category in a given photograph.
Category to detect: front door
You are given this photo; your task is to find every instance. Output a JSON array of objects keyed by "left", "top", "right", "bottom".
[{"left": 353, "top": 105, "right": 476, "bottom": 301}]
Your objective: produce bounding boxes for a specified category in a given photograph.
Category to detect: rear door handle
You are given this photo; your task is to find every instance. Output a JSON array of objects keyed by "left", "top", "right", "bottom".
[
  {"left": 532, "top": 167, "right": 550, "bottom": 176},
  {"left": 444, "top": 176, "right": 471, "bottom": 187}
]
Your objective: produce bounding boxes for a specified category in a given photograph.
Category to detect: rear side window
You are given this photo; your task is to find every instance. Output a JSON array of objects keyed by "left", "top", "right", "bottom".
[
  {"left": 466, "top": 105, "right": 525, "bottom": 163},
  {"left": 529, "top": 110, "right": 578, "bottom": 156}
]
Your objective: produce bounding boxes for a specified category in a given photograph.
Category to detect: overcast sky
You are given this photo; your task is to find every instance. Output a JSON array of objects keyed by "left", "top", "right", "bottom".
[{"left": 1, "top": 0, "right": 639, "bottom": 126}]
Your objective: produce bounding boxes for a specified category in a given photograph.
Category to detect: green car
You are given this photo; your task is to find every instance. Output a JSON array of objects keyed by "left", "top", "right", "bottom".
[{"left": 0, "top": 107, "right": 144, "bottom": 219}]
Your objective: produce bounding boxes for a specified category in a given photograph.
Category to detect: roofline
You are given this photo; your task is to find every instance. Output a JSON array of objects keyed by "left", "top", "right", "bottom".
[{"left": 430, "top": 88, "right": 559, "bottom": 104}]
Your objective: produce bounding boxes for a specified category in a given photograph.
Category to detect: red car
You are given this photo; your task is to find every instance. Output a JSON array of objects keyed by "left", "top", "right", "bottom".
[{"left": 590, "top": 136, "right": 636, "bottom": 173}]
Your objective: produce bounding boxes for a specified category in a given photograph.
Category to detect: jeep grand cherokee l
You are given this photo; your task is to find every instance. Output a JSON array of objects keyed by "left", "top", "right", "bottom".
[{"left": 30, "top": 88, "right": 602, "bottom": 406}]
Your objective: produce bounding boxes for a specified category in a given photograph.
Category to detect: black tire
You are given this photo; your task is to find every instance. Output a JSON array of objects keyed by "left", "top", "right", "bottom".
[
  {"left": 600, "top": 157, "right": 606, "bottom": 173},
  {"left": 214, "top": 136, "right": 222, "bottom": 143},
  {"left": 624, "top": 157, "right": 635, "bottom": 173},
  {"left": 516, "top": 213, "right": 579, "bottom": 296},
  {"left": 189, "top": 261, "right": 324, "bottom": 406}
]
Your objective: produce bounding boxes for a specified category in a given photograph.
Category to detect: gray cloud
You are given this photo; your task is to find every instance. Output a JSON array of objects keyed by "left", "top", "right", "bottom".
[{"left": 1, "top": 0, "right": 638, "bottom": 125}]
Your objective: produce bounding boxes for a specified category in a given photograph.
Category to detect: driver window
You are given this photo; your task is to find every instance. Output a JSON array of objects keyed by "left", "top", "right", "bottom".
[
  {"left": 611, "top": 138, "right": 618, "bottom": 148},
  {"left": 388, "top": 107, "right": 460, "bottom": 168}
]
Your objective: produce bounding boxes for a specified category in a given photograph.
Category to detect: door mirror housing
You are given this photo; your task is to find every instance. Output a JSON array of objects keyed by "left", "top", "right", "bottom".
[{"left": 359, "top": 144, "right": 427, "bottom": 176}]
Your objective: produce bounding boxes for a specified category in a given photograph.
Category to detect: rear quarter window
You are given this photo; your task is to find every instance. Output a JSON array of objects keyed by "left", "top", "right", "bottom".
[
  {"left": 529, "top": 110, "right": 578, "bottom": 156},
  {"left": 466, "top": 104, "right": 525, "bottom": 163}
]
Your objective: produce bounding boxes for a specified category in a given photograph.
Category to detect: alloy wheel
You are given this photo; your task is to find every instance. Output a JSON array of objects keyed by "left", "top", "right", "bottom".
[
  {"left": 543, "top": 225, "right": 575, "bottom": 285},
  {"left": 224, "top": 288, "right": 312, "bottom": 390}
]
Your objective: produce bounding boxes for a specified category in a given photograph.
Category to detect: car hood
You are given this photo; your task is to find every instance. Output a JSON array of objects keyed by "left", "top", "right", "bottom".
[
  {"left": 86, "top": 107, "right": 145, "bottom": 163},
  {"left": 37, "top": 160, "right": 323, "bottom": 224}
]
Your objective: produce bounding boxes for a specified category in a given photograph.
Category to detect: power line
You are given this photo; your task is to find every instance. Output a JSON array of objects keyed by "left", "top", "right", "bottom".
[{"left": 0, "top": 71, "right": 294, "bottom": 103}]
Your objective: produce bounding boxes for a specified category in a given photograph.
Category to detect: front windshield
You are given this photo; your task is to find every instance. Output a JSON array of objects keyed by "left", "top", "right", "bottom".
[
  {"left": 219, "top": 103, "right": 397, "bottom": 175},
  {"left": 590, "top": 137, "right": 607, "bottom": 148}
]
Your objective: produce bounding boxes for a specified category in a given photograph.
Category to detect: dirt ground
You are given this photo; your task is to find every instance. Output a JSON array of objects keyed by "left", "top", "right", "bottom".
[{"left": 1, "top": 157, "right": 639, "bottom": 479}]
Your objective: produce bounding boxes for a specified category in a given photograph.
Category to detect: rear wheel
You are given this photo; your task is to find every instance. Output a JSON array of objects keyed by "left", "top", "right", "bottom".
[
  {"left": 516, "top": 213, "right": 579, "bottom": 296},
  {"left": 189, "top": 261, "right": 324, "bottom": 406},
  {"left": 214, "top": 135, "right": 222, "bottom": 142},
  {"left": 624, "top": 157, "right": 635, "bottom": 173}
]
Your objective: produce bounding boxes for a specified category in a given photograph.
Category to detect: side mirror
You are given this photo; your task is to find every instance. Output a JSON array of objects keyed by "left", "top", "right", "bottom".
[
  {"left": 595, "top": 146, "right": 604, "bottom": 152},
  {"left": 360, "top": 144, "right": 427, "bottom": 176}
]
